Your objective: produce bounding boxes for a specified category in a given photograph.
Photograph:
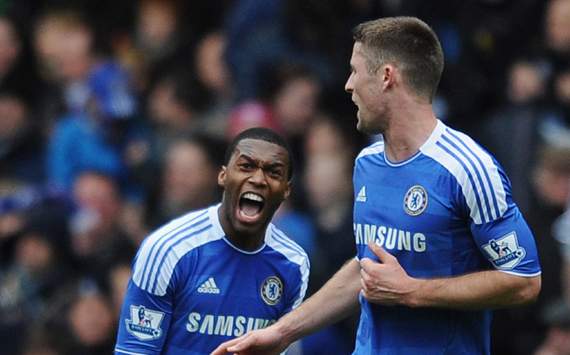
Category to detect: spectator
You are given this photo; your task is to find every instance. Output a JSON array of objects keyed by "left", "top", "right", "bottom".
[
  {"left": 69, "top": 172, "right": 135, "bottom": 285},
  {"left": 0, "top": 90, "right": 44, "bottom": 184},
  {"left": 194, "top": 31, "right": 234, "bottom": 138},
  {"left": 65, "top": 288, "right": 116, "bottom": 354},
  {"left": 0, "top": 218, "right": 67, "bottom": 355},
  {"left": 146, "top": 135, "right": 223, "bottom": 227},
  {"left": 145, "top": 69, "right": 212, "bottom": 161},
  {"left": 480, "top": 59, "right": 549, "bottom": 215}
]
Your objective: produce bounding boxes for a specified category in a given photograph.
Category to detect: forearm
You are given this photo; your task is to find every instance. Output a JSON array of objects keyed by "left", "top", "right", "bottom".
[
  {"left": 276, "top": 258, "right": 361, "bottom": 344},
  {"left": 407, "top": 270, "right": 541, "bottom": 310}
]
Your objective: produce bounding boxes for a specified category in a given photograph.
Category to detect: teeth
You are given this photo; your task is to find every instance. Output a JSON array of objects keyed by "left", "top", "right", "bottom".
[{"left": 243, "top": 192, "right": 264, "bottom": 202}]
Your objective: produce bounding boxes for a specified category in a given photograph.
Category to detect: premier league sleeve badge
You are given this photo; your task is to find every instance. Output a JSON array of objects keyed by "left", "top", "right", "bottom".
[{"left": 125, "top": 305, "right": 165, "bottom": 341}]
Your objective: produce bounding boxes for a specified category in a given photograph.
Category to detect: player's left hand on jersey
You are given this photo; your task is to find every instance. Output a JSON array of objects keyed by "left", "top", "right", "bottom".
[{"left": 360, "top": 242, "right": 420, "bottom": 306}]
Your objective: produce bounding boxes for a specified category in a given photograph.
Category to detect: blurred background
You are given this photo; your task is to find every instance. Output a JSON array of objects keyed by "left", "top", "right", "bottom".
[{"left": 0, "top": 0, "right": 569, "bottom": 354}]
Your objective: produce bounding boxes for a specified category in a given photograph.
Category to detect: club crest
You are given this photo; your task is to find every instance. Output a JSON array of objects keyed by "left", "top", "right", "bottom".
[
  {"left": 403, "top": 185, "right": 428, "bottom": 216},
  {"left": 125, "top": 305, "right": 165, "bottom": 341},
  {"left": 260, "top": 276, "right": 283, "bottom": 306},
  {"left": 482, "top": 232, "right": 526, "bottom": 270}
]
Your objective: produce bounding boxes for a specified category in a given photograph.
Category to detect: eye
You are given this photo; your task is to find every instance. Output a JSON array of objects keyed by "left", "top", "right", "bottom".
[
  {"left": 268, "top": 169, "right": 284, "bottom": 179},
  {"left": 239, "top": 162, "right": 255, "bottom": 171}
]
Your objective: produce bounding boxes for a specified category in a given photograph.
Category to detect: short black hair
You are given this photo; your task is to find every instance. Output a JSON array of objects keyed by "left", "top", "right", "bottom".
[{"left": 224, "top": 128, "right": 293, "bottom": 181}]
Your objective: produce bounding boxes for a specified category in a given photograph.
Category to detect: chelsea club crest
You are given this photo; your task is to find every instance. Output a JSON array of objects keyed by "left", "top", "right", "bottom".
[
  {"left": 261, "top": 276, "right": 283, "bottom": 306},
  {"left": 404, "top": 185, "right": 428, "bottom": 216}
]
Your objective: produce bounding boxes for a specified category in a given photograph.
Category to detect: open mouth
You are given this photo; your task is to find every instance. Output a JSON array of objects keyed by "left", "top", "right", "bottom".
[{"left": 237, "top": 192, "right": 265, "bottom": 223}]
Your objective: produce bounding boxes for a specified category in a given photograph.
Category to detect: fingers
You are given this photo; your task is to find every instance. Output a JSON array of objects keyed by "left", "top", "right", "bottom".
[
  {"left": 226, "top": 333, "right": 256, "bottom": 353},
  {"left": 368, "top": 242, "right": 396, "bottom": 263},
  {"left": 211, "top": 335, "right": 248, "bottom": 355}
]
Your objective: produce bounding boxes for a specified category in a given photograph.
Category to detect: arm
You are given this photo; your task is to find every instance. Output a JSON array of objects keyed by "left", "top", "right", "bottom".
[
  {"left": 211, "top": 258, "right": 361, "bottom": 355},
  {"left": 115, "top": 280, "right": 173, "bottom": 354},
  {"left": 361, "top": 242, "right": 541, "bottom": 310}
]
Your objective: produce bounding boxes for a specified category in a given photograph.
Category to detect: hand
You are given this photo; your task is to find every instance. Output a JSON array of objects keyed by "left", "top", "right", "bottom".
[
  {"left": 211, "top": 326, "right": 287, "bottom": 355},
  {"left": 360, "top": 242, "right": 420, "bottom": 306}
]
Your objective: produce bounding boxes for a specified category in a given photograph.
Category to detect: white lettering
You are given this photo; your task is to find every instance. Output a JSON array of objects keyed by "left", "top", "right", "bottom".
[
  {"left": 398, "top": 230, "right": 411, "bottom": 251},
  {"left": 254, "top": 318, "right": 269, "bottom": 329},
  {"left": 186, "top": 313, "right": 276, "bottom": 336},
  {"left": 200, "top": 314, "right": 214, "bottom": 335},
  {"left": 364, "top": 224, "right": 377, "bottom": 245},
  {"left": 385, "top": 228, "right": 396, "bottom": 249},
  {"left": 215, "top": 316, "right": 234, "bottom": 336},
  {"left": 234, "top": 316, "right": 246, "bottom": 336},
  {"left": 186, "top": 312, "right": 201, "bottom": 333},
  {"left": 246, "top": 317, "right": 255, "bottom": 332},
  {"left": 354, "top": 223, "right": 427, "bottom": 253},
  {"left": 354, "top": 223, "right": 363, "bottom": 244},
  {"left": 413, "top": 233, "right": 426, "bottom": 252},
  {"left": 377, "top": 225, "right": 386, "bottom": 246}
]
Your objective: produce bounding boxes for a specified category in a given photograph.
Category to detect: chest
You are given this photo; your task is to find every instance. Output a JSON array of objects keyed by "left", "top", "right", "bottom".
[
  {"left": 353, "top": 157, "right": 466, "bottom": 260},
  {"left": 174, "top": 248, "right": 292, "bottom": 326}
]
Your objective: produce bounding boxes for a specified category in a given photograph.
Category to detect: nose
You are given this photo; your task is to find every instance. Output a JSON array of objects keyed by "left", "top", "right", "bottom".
[
  {"left": 345, "top": 74, "right": 353, "bottom": 93},
  {"left": 248, "top": 168, "right": 267, "bottom": 187}
]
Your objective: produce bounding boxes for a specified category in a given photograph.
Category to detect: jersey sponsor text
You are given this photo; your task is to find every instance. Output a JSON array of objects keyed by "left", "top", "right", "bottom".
[
  {"left": 186, "top": 312, "right": 276, "bottom": 337},
  {"left": 354, "top": 223, "right": 426, "bottom": 252}
]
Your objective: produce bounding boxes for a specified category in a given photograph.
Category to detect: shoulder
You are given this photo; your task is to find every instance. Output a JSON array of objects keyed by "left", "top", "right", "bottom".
[
  {"left": 421, "top": 125, "right": 497, "bottom": 174},
  {"left": 266, "top": 224, "right": 310, "bottom": 270},
  {"left": 356, "top": 140, "right": 385, "bottom": 161},
  {"left": 421, "top": 124, "right": 508, "bottom": 224},
  {"left": 132, "top": 207, "right": 220, "bottom": 295}
]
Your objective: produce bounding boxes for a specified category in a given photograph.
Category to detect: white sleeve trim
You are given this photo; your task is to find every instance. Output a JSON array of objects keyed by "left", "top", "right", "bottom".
[{"left": 114, "top": 347, "right": 151, "bottom": 355}]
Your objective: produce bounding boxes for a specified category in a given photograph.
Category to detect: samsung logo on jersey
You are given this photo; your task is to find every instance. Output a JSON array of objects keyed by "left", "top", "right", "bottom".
[
  {"left": 186, "top": 312, "right": 276, "bottom": 337},
  {"left": 354, "top": 223, "right": 426, "bottom": 252}
]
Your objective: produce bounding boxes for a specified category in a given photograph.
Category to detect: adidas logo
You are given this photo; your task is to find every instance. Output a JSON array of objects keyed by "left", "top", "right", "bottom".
[
  {"left": 356, "top": 186, "right": 367, "bottom": 202},
  {"left": 197, "top": 277, "right": 220, "bottom": 294}
]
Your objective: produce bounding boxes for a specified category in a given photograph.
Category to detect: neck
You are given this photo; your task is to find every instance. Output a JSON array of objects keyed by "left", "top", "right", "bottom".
[
  {"left": 217, "top": 204, "right": 266, "bottom": 251},
  {"left": 383, "top": 96, "right": 437, "bottom": 163}
]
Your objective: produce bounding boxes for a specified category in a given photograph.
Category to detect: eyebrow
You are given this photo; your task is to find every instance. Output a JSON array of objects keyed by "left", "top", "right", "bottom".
[{"left": 237, "top": 154, "right": 286, "bottom": 169}]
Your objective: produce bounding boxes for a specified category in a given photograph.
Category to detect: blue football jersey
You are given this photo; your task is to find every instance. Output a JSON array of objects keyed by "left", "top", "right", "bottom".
[
  {"left": 115, "top": 205, "right": 309, "bottom": 355},
  {"left": 352, "top": 120, "right": 541, "bottom": 355}
]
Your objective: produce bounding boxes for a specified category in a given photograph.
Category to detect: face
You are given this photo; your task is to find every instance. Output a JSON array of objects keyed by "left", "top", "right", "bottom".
[
  {"left": 218, "top": 139, "right": 291, "bottom": 237},
  {"left": 68, "top": 294, "right": 114, "bottom": 346},
  {"left": 345, "top": 42, "right": 389, "bottom": 134},
  {"left": 163, "top": 141, "right": 217, "bottom": 210},
  {"left": 274, "top": 77, "right": 319, "bottom": 135},
  {"left": 0, "top": 19, "right": 20, "bottom": 75},
  {"left": 508, "top": 62, "right": 544, "bottom": 103},
  {"left": 546, "top": 0, "right": 570, "bottom": 52}
]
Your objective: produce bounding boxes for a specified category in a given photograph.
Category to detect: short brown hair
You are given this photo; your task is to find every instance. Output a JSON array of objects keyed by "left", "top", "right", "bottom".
[{"left": 353, "top": 17, "right": 444, "bottom": 102}]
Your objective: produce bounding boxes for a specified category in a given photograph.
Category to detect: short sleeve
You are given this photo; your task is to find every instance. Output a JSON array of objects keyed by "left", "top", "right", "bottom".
[
  {"left": 466, "top": 166, "right": 541, "bottom": 277},
  {"left": 115, "top": 280, "right": 173, "bottom": 354},
  {"left": 470, "top": 204, "right": 541, "bottom": 276}
]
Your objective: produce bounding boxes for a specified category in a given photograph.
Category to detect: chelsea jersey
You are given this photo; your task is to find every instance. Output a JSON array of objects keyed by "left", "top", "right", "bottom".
[
  {"left": 352, "top": 120, "right": 541, "bottom": 355},
  {"left": 115, "top": 204, "right": 309, "bottom": 354}
]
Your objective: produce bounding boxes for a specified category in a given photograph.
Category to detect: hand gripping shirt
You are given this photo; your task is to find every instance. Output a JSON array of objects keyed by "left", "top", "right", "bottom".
[
  {"left": 352, "top": 120, "right": 541, "bottom": 355},
  {"left": 115, "top": 204, "right": 309, "bottom": 354}
]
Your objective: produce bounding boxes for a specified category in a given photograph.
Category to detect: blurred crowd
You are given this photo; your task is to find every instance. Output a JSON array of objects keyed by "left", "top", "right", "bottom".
[{"left": 0, "top": 0, "right": 569, "bottom": 354}]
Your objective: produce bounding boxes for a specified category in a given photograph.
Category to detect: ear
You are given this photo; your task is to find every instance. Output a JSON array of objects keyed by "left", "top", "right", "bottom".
[
  {"left": 381, "top": 64, "right": 396, "bottom": 90},
  {"left": 283, "top": 181, "right": 292, "bottom": 200},
  {"left": 218, "top": 166, "right": 227, "bottom": 187}
]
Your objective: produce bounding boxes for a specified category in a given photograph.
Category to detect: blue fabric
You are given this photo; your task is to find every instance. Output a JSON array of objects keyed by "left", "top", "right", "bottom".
[
  {"left": 47, "top": 114, "right": 124, "bottom": 192},
  {"left": 115, "top": 205, "right": 309, "bottom": 354},
  {"left": 352, "top": 121, "right": 540, "bottom": 354},
  {"left": 273, "top": 210, "right": 317, "bottom": 256}
]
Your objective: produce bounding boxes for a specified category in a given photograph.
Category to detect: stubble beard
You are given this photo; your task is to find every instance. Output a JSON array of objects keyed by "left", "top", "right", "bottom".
[{"left": 356, "top": 109, "right": 388, "bottom": 136}]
